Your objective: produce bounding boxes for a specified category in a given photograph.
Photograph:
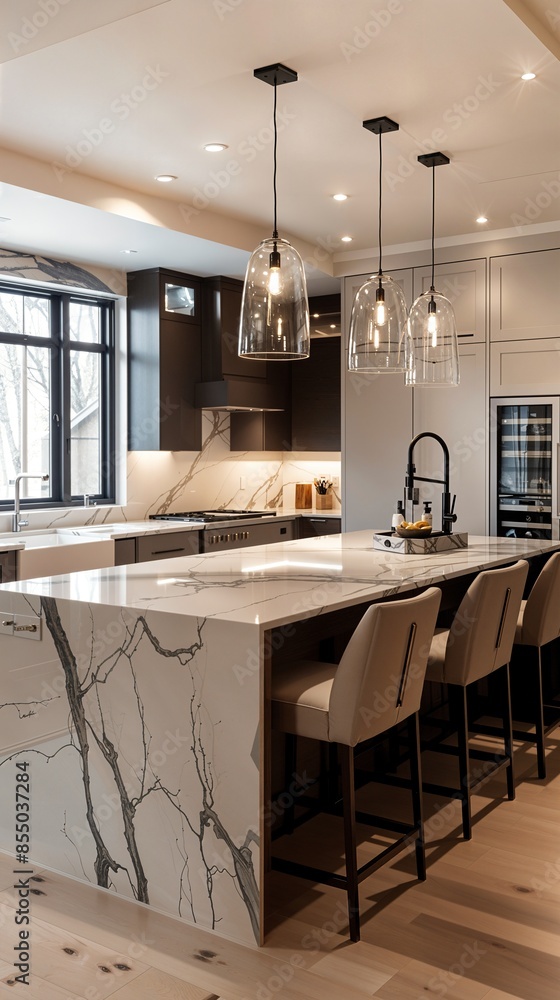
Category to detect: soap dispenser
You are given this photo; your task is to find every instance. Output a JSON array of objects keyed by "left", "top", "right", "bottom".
[
  {"left": 422, "top": 501, "right": 433, "bottom": 527},
  {"left": 392, "top": 500, "right": 405, "bottom": 532}
]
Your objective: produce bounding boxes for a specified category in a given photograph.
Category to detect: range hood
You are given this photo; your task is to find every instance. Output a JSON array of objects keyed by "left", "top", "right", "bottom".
[
  {"left": 194, "top": 378, "right": 285, "bottom": 412},
  {"left": 195, "top": 275, "right": 287, "bottom": 412}
]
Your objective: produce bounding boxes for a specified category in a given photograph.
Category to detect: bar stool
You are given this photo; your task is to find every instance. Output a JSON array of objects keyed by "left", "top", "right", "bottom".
[
  {"left": 423, "top": 559, "right": 528, "bottom": 840},
  {"left": 271, "top": 586, "right": 441, "bottom": 942},
  {"left": 512, "top": 551, "right": 560, "bottom": 778}
]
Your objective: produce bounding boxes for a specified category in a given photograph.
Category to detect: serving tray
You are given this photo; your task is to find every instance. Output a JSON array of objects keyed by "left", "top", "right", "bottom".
[{"left": 373, "top": 530, "right": 469, "bottom": 555}]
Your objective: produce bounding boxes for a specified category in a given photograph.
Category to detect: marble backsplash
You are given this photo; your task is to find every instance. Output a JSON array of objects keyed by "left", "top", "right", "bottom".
[{"left": 0, "top": 412, "right": 341, "bottom": 532}]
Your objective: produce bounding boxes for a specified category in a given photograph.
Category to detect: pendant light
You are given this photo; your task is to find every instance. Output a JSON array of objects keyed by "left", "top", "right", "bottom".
[
  {"left": 238, "top": 63, "right": 310, "bottom": 361},
  {"left": 348, "top": 117, "right": 411, "bottom": 373},
  {"left": 406, "top": 153, "right": 460, "bottom": 386}
]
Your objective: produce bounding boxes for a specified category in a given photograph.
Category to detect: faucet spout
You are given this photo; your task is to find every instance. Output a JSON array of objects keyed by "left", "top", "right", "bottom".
[
  {"left": 12, "top": 472, "right": 49, "bottom": 532},
  {"left": 405, "top": 433, "right": 456, "bottom": 534}
]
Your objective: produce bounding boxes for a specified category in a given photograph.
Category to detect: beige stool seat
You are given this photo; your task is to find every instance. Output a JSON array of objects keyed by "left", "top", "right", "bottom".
[
  {"left": 271, "top": 586, "right": 441, "bottom": 943},
  {"left": 511, "top": 551, "right": 560, "bottom": 778},
  {"left": 423, "top": 559, "right": 529, "bottom": 840}
]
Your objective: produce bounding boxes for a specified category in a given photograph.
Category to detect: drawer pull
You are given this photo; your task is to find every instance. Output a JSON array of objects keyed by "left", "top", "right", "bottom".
[
  {"left": 14, "top": 624, "right": 37, "bottom": 633},
  {"left": 152, "top": 547, "right": 185, "bottom": 555},
  {"left": 2, "top": 619, "right": 14, "bottom": 626}
]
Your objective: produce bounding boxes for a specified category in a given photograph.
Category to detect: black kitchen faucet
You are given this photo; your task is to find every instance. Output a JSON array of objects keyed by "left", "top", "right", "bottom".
[{"left": 405, "top": 432, "right": 458, "bottom": 534}]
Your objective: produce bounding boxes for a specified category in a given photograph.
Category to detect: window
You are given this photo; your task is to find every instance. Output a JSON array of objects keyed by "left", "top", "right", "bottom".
[{"left": 0, "top": 284, "right": 115, "bottom": 508}]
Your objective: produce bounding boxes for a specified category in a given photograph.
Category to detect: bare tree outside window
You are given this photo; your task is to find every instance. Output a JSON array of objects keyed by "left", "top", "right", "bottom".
[{"left": 0, "top": 287, "right": 114, "bottom": 507}]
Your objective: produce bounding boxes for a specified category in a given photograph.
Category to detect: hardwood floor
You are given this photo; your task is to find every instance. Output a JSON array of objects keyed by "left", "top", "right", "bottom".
[{"left": 0, "top": 729, "right": 558, "bottom": 999}]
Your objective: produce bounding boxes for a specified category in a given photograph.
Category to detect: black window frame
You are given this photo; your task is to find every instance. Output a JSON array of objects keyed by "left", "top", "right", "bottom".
[{"left": 0, "top": 282, "right": 116, "bottom": 511}]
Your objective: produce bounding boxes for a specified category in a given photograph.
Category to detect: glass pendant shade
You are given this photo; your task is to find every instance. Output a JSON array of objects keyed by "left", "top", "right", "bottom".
[
  {"left": 406, "top": 288, "right": 460, "bottom": 386},
  {"left": 239, "top": 236, "right": 310, "bottom": 360},
  {"left": 348, "top": 272, "right": 412, "bottom": 372}
]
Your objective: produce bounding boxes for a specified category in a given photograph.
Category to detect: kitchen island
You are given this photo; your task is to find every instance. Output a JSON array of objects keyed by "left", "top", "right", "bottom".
[{"left": 0, "top": 531, "right": 557, "bottom": 948}]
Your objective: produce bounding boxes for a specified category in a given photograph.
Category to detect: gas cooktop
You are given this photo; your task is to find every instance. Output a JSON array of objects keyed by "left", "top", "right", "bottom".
[{"left": 150, "top": 509, "right": 275, "bottom": 524}]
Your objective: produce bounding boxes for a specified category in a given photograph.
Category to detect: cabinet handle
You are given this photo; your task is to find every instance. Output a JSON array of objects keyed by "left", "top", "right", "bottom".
[
  {"left": 308, "top": 518, "right": 327, "bottom": 522},
  {"left": 2, "top": 620, "right": 14, "bottom": 627},
  {"left": 152, "top": 547, "right": 186, "bottom": 555}
]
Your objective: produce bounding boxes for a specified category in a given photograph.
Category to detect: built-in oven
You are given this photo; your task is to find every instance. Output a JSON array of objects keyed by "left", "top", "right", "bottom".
[{"left": 490, "top": 397, "right": 560, "bottom": 540}]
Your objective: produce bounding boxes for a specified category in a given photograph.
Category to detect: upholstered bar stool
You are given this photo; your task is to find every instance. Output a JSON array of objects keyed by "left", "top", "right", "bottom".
[
  {"left": 423, "top": 559, "right": 528, "bottom": 840},
  {"left": 512, "top": 551, "right": 560, "bottom": 778},
  {"left": 271, "top": 586, "right": 441, "bottom": 942}
]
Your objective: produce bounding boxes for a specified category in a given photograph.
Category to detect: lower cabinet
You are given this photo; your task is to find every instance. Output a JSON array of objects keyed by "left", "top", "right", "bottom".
[
  {"left": 297, "top": 517, "right": 342, "bottom": 539},
  {"left": 114, "top": 531, "right": 201, "bottom": 565},
  {"left": 0, "top": 551, "right": 17, "bottom": 582}
]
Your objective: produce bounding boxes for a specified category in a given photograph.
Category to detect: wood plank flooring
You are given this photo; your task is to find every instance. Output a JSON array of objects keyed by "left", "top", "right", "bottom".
[{"left": 0, "top": 730, "right": 558, "bottom": 999}]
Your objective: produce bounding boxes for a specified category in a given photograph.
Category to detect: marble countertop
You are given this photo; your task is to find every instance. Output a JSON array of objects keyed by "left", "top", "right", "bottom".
[
  {"left": 0, "top": 510, "right": 343, "bottom": 549},
  {"left": 2, "top": 531, "right": 557, "bottom": 630}
]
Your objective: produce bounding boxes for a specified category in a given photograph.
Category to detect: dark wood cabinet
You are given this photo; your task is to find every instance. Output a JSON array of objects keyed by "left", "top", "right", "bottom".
[
  {"left": 0, "top": 551, "right": 17, "bottom": 582},
  {"left": 114, "top": 531, "right": 201, "bottom": 564},
  {"left": 296, "top": 516, "right": 342, "bottom": 538},
  {"left": 127, "top": 268, "right": 202, "bottom": 451},
  {"left": 291, "top": 336, "right": 341, "bottom": 451}
]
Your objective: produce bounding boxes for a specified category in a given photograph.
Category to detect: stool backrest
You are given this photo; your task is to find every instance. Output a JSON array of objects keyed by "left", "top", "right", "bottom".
[
  {"left": 520, "top": 551, "right": 560, "bottom": 647},
  {"left": 443, "top": 559, "right": 529, "bottom": 686},
  {"left": 329, "top": 587, "right": 441, "bottom": 746}
]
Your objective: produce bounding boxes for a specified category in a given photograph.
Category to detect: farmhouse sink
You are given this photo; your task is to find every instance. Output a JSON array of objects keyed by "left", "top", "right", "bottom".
[{"left": 6, "top": 531, "right": 115, "bottom": 581}]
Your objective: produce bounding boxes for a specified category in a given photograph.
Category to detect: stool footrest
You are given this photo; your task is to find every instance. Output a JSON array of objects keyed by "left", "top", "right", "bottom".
[{"left": 271, "top": 828, "right": 419, "bottom": 891}]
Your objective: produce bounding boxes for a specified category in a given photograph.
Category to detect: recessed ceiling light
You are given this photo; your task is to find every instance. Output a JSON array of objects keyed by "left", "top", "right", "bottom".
[
  {"left": 155, "top": 174, "right": 178, "bottom": 183},
  {"left": 330, "top": 324, "right": 336, "bottom": 329},
  {"left": 341, "top": 235, "right": 353, "bottom": 242},
  {"left": 521, "top": 72, "right": 536, "bottom": 81},
  {"left": 204, "top": 143, "right": 228, "bottom": 153},
  {"left": 476, "top": 216, "right": 488, "bottom": 224},
  {"left": 333, "top": 193, "right": 348, "bottom": 201},
  {"left": 313, "top": 313, "right": 320, "bottom": 318},
  {"left": 120, "top": 249, "right": 138, "bottom": 254}
]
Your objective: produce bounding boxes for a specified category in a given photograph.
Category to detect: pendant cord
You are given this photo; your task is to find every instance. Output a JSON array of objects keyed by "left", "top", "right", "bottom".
[
  {"left": 430, "top": 165, "right": 435, "bottom": 292},
  {"left": 378, "top": 130, "right": 383, "bottom": 276},
  {"left": 272, "top": 81, "right": 278, "bottom": 240}
]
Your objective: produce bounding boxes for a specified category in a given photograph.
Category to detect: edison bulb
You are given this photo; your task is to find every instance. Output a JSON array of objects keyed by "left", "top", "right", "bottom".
[
  {"left": 375, "top": 299, "right": 386, "bottom": 326},
  {"left": 268, "top": 266, "right": 281, "bottom": 295},
  {"left": 427, "top": 310, "right": 438, "bottom": 346},
  {"left": 374, "top": 326, "right": 380, "bottom": 349}
]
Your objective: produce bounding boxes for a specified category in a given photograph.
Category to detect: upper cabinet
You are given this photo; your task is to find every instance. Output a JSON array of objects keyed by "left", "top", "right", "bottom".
[
  {"left": 413, "top": 259, "right": 486, "bottom": 343},
  {"left": 291, "top": 336, "right": 341, "bottom": 451},
  {"left": 230, "top": 291, "right": 342, "bottom": 452},
  {"left": 127, "top": 268, "right": 202, "bottom": 451},
  {"left": 490, "top": 249, "right": 560, "bottom": 342}
]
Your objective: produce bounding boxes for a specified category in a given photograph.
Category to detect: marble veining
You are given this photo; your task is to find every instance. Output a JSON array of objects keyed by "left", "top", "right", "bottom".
[
  {"left": 0, "top": 248, "right": 118, "bottom": 293},
  {"left": 0, "top": 597, "right": 261, "bottom": 944},
  {"left": 4, "top": 533, "right": 559, "bottom": 630}
]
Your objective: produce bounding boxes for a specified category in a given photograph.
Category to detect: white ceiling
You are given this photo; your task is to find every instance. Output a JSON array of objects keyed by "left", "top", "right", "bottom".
[{"left": 0, "top": 0, "right": 559, "bottom": 291}]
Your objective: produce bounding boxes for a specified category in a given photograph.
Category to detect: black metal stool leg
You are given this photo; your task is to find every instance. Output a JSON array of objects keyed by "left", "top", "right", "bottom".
[
  {"left": 450, "top": 684, "right": 472, "bottom": 840},
  {"left": 407, "top": 712, "right": 426, "bottom": 880},
  {"left": 340, "top": 744, "right": 360, "bottom": 942},
  {"left": 535, "top": 647, "right": 547, "bottom": 779},
  {"left": 283, "top": 733, "right": 297, "bottom": 834},
  {"left": 502, "top": 663, "right": 515, "bottom": 800}
]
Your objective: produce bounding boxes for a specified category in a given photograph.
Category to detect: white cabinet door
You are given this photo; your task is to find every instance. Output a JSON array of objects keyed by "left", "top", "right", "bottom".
[
  {"left": 413, "top": 259, "right": 486, "bottom": 343},
  {"left": 413, "top": 342, "right": 487, "bottom": 535},
  {"left": 490, "top": 339, "right": 560, "bottom": 396},
  {"left": 342, "top": 269, "right": 413, "bottom": 531},
  {"left": 490, "top": 249, "right": 560, "bottom": 342}
]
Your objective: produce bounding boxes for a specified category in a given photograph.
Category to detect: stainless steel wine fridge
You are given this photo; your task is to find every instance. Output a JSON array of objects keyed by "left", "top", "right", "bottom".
[{"left": 490, "top": 397, "right": 560, "bottom": 540}]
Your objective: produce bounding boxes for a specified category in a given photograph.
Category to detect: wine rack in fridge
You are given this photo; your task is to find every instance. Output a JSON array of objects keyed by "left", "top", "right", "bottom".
[{"left": 491, "top": 397, "right": 559, "bottom": 540}]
